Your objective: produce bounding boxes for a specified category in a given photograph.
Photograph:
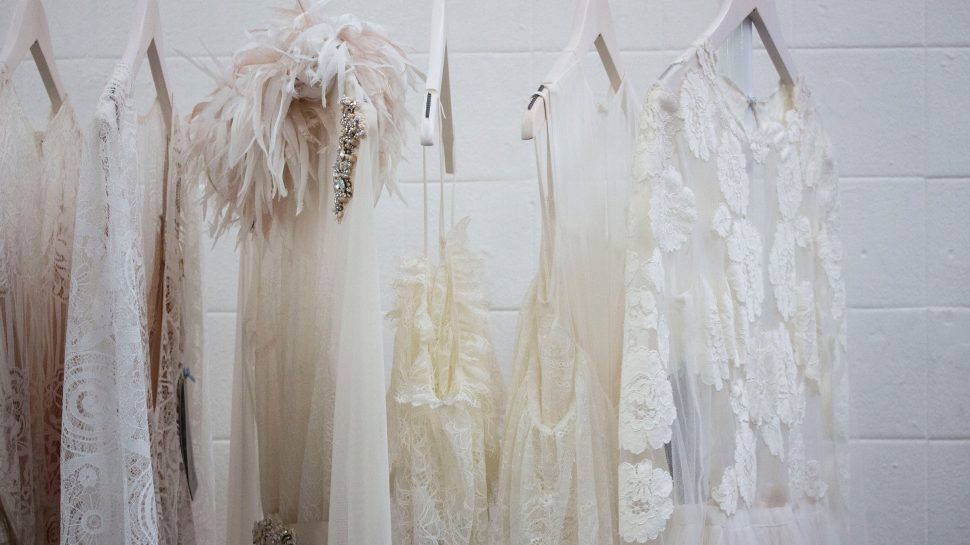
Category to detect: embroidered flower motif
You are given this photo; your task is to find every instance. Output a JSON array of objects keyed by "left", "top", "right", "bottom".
[
  {"left": 785, "top": 109, "right": 804, "bottom": 144},
  {"left": 717, "top": 134, "right": 750, "bottom": 214},
  {"left": 701, "top": 282, "right": 729, "bottom": 391},
  {"left": 793, "top": 282, "right": 820, "bottom": 383},
  {"left": 776, "top": 147, "right": 803, "bottom": 220},
  {"left": 804, "top": 459, "right": 829, "bottom": 501},
  {"left": 620, "top": 349, "right": 676, "bottom": 454},
  {"left": 680, "top": 69, "right": 718, "bottom": 161},
  {"left": 750, "top": 132, "right": 770, "bottom": 164},
  {"left": 712, "top": 203, "right": 732, "bottom": 238},
  {"left": 734, "top": 422, "right": 758, "bottom": 506},
  {"left": 746, "top": 326, "right": 800, "bottom": 458},
  {"left": 650, "top": 167, "right": 697, "bottom": 253},
  {"left": 816, "top": 226, "right": 845, "bottom": 320},
  {"left": 769, "top": 221, "right": 798, "bottom": 320},
  {"left": 712, "top": 466, "right": 739, "bottom": 515},
  {"left": 635, "top": 93, "right": 681, "bottom": 182},
  {"left": 618, "top": 460, "right": 674, "bottom": 542},
  {"left": 726, "top": 219, "right": 764, "bottom": 323}
]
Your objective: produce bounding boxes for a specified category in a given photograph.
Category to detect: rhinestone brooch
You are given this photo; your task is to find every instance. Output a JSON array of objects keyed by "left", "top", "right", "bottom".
[
  {"left": 333, "top": 96, "right": 367, "bottom": 222},
  {"left": 252, "top": 517, "right": 296, "bottom": 545}
]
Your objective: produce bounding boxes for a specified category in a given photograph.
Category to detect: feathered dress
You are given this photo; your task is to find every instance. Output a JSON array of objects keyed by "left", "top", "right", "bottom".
[{"left": 186, "top": 5, "right": 418, "bottom": 544}]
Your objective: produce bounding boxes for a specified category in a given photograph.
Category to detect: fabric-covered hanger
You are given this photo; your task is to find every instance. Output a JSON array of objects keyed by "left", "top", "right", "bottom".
[
  {"left": 420, "top": 0, "right": 455, "bottom": 174},
  {"left": 0, "top": 0, "right": 66, "bottom": 111},
  {"left": 663, "top": 0, "right": 795, "bottom": 91},
  {"left": 122, "top": 0, "right": 173, "bottom": 129},
  {"left": 521, "top": 0, "right": 624, "bottom": 140}
]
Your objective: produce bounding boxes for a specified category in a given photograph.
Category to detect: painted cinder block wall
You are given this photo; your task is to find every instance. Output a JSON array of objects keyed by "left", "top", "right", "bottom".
[{"left": 2, "top": 0, "right": 968, "bottom": 543}]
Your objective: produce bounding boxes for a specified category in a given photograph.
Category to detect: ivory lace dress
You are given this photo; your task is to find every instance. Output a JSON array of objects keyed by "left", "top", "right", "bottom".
[
  {"left": 0, "top": 73, "right": 81, "bottom": 545},
  {"left": 386, "top": 175, "right": 504, "bottom": 545},
  {"left": 617, "top": 43, "right": 851, "bottom": 545},
  {"left": 187, "top": 7, "right": 417, "bottom": 544},
  {"left": 59, "top": 65, "right": 215, "bottom": 545},
  {"left": 491, "top": 64, "right": 638, "bottom": 545}
]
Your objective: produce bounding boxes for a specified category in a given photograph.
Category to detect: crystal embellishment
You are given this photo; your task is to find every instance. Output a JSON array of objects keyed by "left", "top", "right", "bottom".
[
  {"left": 333, "top": 96, "right": 367, "bottom": 222},
  {"left": 252, "top": 517, "right": 296, "bottom": 545}
]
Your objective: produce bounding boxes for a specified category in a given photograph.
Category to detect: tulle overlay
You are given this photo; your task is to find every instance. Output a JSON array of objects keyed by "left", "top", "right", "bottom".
[
  {"left": 617, "top": 42, "right": 852, "bottom": 544},
  {"left": 0, "top": 73, "right": 81, "bottom": 545},
  {"left": 186, "top": 5, "right": 417, "bottom": 545},
  {"left": 491, "top": 64, "right": 639, "bottom": 545},
  {"left": 387, "top": 218, "right": 504, "bottom": 545}
]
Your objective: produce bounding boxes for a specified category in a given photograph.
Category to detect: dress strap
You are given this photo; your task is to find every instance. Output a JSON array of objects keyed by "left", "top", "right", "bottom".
[
  {"left": 532, "top": 86, "right": 557, "bottom": 277},
  {"left": 421, "top": 99, "right": 456, "bottom": 257}
]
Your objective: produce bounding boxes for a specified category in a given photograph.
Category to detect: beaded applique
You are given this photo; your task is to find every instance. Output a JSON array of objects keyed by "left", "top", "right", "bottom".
[
  {"left": 252, "top": 517, "right": 296, "bottom": 545},
  {"left": 333, "top": 96, "right": 367, "bottom": 222}
]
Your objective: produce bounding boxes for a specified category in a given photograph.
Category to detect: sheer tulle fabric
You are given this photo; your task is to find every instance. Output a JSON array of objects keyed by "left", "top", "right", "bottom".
[
  {"left": 386, "top": 215, "right": 504, "bottom": 545},
  {"left": 491, "top": 64, "right": 638, "bottom": 545},
  {"left": 59, "top": 65, "right": 213, "bottom": 545},
  {"left": 0, "top": 74, "right": 81, "bottom": 545},
  {"left": 617, "top": 42, "right": 853, "bottom": 545},
  {"left": 222, "top": 99, "right": 394, "bottom": 545}
]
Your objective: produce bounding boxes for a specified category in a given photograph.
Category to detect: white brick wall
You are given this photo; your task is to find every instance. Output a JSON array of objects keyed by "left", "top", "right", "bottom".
[{"left": 2, "top": 1, "right": 968, "bottom": 543}]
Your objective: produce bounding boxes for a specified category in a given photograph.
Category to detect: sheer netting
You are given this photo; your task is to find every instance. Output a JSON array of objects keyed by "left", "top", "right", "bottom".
[
  {"left": 188, "top": 7, "right": 417, "bottom": 544},
  {"left": 491, "top": 63, "right": 639, "bottom": 545},
  {"left": 0, "top": 72, "right": 81, "bottom": 545},
  {"left": 60, "top": 64, "right": 213, "bottom": 545},
  {"left": 386, "top": 149, "right": 504, "bottom": 545},
  {"left": 617, "top": 42, "right": 854, "bottom": 545}
]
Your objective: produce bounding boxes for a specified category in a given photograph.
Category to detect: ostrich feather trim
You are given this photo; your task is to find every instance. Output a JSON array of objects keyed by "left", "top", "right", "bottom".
[{"left": 187, "top": 2, "right": 419, "bottom": 240}]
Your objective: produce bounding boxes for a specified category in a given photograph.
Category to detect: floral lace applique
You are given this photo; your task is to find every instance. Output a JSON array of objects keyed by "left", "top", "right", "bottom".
[
  {"left": 618, "top": 460, "right": 674, "bottom": 543},
  {"left": 726, "top": 219, "right": 764, "bottom": 322},
  {"left": 803, "top": 459, "right": 829, "bottom": 501},
  {"left": 679, "top": 69, "right": 718, "bottom": 161},
  {"left": 717, "top": 134, "right": 750, "bottom": 215},
  {"left": 712, "top": 467, "right": 739, "bottom": 516},
  {"left": 650, "top": 167, "right": 697, "bottom": 253},
  {"left": 776, "top": 146, "right": 803, "bottom": 220},
  {"left": 619, "top": 348, "right": 675, "bottom": 454},
  {"left": 769, "top": 221, "right": 798, "bottom": 320},
  {"left": 700, "top": 283, "right": 730, "bottom": 391},
  {"left": 793, "top": 282, "right": 820, "bottom": 384},
  {"left": 712, "top": 203, "right": 732, "bottom": 238}
]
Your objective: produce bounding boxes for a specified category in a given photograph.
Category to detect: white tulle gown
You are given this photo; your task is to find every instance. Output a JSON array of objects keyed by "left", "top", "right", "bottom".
[
  {"left": 187, "top": 8, "right": 417, "bottom": 544},
  {"left": 386, "top": 165, "right": 504, "bottom": 545},
  {"left": 617, "top": 42, "right": 853, "bottom": 545},
  {"left": 491, "top": 63, "right": 639, "bottom": 545},
  {"left": 59, "top": 65, "right": 215, "bottom": 545},
  {"left": 0, "top": 71, "right": 80, "bottom": 545}
]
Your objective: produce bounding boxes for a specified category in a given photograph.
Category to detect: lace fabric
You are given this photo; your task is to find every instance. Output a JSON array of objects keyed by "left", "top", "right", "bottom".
[
  {"left": 386, "top": 174, "right": 504, "bottom": 544},
  {"left": 59, "top": 64, "right": 213, "bottom": 545},
  {"left": 491, "top": 63, "right": 639, "bottom": 545},
  {"left": 618, "top": 42, "right": 852, "bottom": 544},
  {"left": 0, "top": 74, "right": 81, "bottom": 545}
]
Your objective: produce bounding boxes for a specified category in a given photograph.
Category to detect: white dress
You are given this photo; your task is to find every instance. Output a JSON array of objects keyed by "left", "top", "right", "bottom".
[
  {"left": 386, "top": 192, "right": 504, "bottom": 544},
  {"left": 187, "top": 8, "right": 416, "bottom": 544},
  {"left": 59, "top": 65, "right": 214, "bottom": 545},
  {"left": 617, "top": 42, "right": 850, "bottom": 545},
  {"left": 491, "top": 64, "right": 638, "bottom": 545},
  {"left": 0, "top": 72, "right": 81, "bottom": 545}
]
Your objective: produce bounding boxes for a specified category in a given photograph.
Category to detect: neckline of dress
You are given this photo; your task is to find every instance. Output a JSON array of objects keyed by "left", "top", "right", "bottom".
[
  {"left": 0, "top": 77, "right": 74, "bottom": 145},
  {"left": 692, "top": 39, "right": 804, "bottom": 142},
  {"left": 557, "top": 57, "right": 631, "bottom": 114}
]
